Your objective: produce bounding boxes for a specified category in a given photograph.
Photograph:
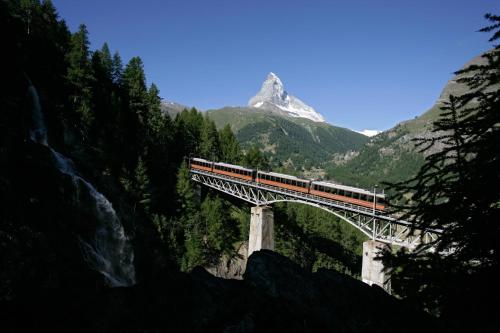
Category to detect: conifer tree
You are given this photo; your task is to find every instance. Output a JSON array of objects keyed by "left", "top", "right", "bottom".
[
  {"left": 219, "top": 124, "right": 241, "bottom": 163},
  {"left": 146, "top": 83, "right": 165, "bottom": 141},
  {"left": 66, "top": 23, "right": 94, "bottom": 136},
  {"left": 201, "top": 194, "right": 237, "bottom": 261},
  {"left": 100, "top": 42, "right": 113, "bottom": 80},
  {"left": 199, "top": 115, "right": 220, "bottom": 160},
  {"left": 111, "top": 51, "right": 123, "bottom": 84},
  {"left": 244, "top": 145, "right": 269, "bottom": 169},
  {"left": 122, "top": 56, "right": 148, "bottom": 120},
  {"left": 383, "top": 14, "right": 500, "bottom": 331},
  {"left": 176, "top": 161, "right": 198, "bottom": 217}
]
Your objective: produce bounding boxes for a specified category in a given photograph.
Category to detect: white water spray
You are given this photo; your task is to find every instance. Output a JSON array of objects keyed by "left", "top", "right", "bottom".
[{"left": 28, "top": 84, "right": 136, "bottom": 287}]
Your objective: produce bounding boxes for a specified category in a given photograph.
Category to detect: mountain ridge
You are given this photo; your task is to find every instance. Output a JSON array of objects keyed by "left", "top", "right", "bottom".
[
  {"left": 207, "top": 106, "right": 368, "bottom": 169},
  {"left": 325, "top": 51, "right": 491, "bottom": 189},
  {"left": 248, "top": 72, "right": 326, "bottom": 123}
]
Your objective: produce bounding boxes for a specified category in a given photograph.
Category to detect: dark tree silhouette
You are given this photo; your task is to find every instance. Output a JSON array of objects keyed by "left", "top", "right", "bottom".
[{"left": 383, "top": 14, "right": 500, "bottom": 332}]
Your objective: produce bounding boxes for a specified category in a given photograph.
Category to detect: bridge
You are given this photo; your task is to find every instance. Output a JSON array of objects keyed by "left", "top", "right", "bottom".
[{"left": 190, "top": 166, "right": 441, "bottom": 291}]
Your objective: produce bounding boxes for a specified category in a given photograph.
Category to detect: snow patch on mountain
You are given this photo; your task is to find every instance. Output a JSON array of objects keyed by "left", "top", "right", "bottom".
[
  {"left": 356, "top": 129, "right": 381, "bottom": 137},
  {"left": 248, "top": 72, "right": 326, "bottom": 123}
]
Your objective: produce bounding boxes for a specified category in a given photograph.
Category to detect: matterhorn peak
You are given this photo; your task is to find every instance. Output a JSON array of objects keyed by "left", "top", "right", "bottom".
[{"left": 248, "top": 72, "right": 326, "bottom": 123}]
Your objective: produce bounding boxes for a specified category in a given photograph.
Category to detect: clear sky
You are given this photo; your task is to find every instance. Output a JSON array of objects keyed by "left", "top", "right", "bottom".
[{"left": 52, "top": 0, "right": 498, "bottom": 132}]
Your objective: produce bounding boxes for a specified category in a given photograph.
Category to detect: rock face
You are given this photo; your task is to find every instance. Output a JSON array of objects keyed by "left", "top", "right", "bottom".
[
  {"left": 205, "top": 242, "right": 248, "bottom": 279},
  {"left": 3, "top": 250, "right": 440, "bottom": 332},
  {"left": 248, "top": 72, "right": 326, "bottom": 123}
]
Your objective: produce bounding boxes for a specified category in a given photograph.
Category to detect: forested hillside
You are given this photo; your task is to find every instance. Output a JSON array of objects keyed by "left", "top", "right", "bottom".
[
  {"left": 208, "top": 107, "right": 368, "bottom": 169},
  {"left": 326, "top": 51, "right": 491, "bottom": 190}
]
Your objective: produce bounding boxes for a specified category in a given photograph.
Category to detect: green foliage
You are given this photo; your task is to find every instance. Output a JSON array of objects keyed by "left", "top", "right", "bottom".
[
  {"left": 383, "top": 15, "right": 500, "bottom": 330},
  {"left": 207, "top": 107, "right": 368, "bottom": 170},
  {"left": 202, "top": 195, "right": 238, "bottom": 258},
  {"left": 243, "top": 145, "right": 270, "bottom": 169},
  {"left": 274, "top": 203, "right": 366, "bottom": 276},
  {"left": 176, "top": 161, "right": 198, "bottom": 216},
  {"left": 66, "top": 24, "right": 94, "bottom": 136},
  {"left": 199, "top": 115, "right": 221, "bottom": 161},
  {"left": 326, "top": 127, "right": 425, "bottom": 190},
  {"left": 111, "top": 51, "right": 123, "bottom": 84},
  {"left": 120, "top": 157, "right": 152, "bottom": 214},
  {"left": 218, "top": 124, "right": 242, "bottom": 164}
]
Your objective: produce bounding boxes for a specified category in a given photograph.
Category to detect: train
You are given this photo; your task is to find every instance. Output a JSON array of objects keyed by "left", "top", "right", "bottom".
[{"left": 190, "top": 157, "right": 387, "bottom": 211}]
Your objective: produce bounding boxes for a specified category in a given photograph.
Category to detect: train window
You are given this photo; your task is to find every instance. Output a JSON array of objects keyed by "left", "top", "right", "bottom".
[{"left": 360, "top": 194, "right": 367, "bottom": 201}]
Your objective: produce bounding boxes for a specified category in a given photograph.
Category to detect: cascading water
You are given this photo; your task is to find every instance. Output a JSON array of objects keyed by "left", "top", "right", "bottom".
[{"left": 27, "top": 83, "right": 136, "bottom": 287}]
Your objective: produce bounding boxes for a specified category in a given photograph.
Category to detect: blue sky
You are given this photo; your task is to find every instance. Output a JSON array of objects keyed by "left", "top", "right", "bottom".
[{"left": 53, "top": 0, "right": 498, "bottom": 131}]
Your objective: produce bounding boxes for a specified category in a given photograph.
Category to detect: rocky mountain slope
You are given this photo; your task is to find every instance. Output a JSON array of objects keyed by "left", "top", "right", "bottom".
[
  {"left": 160, "top": 100, "right": 191, "bottom": 118},
  {"left": 248, "top": 72, "right": 326, "bottom": 123},
  {"left": 326, "top": 51, "right": 490, "bottom": 189}
]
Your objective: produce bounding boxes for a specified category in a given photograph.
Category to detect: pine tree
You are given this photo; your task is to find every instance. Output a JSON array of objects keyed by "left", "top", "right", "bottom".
[
  {"left": 122, "top": 56, "right": 148, "bottom": 120},
  {"left": 199, "top": 115, "right": 220, "bottom": 160},
  {"left": 66, "top": 23, "right": 94, "bottom": 136},
  {"left": 383, "top": 14, "right": 500, "bottom": 331},
  {"left": 120, "top": 157, "right": 152, "bottom": 214},
  {"left": 100, "top": 42, "right": 113, "bottom": 80},
  {"left": 201, "top": 194, "right": 237, "bottom": 261},
  {"left": 146, "top": 83, "right": 165, "bottom": 141},
  {"left": 219, "top": 124, "right": 241, "bottom": 163},
  {"left": 243, "top": 145, "right": 269, "bottom": 169},
  {"left": 111, "top": 51, "right": 123, "bottom": 84},
  {"left": 174, "top": 108, "right": 204, "bottom": 157}
]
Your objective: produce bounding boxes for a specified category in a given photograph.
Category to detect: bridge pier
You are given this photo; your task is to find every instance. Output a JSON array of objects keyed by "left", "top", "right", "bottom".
[
  {"left": 248, "top": 206, "right": 274, "bottom": 257},
  {"left": 361, "top": 240, "right": 391, "bottom": 293}
]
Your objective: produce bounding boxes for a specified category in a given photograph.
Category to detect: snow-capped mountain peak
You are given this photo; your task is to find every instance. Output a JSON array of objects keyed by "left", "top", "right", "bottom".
[{"left": 248, "top": 72, "right": 326, "bottom": 123}]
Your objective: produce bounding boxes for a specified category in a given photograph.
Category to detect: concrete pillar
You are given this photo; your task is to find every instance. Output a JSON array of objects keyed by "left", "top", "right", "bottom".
[
  {"left": 248, "top": 206, "right": 274, "bottom": 257},
  {"left": 361, "top": 240, "right": 391, "bottom": 293}
]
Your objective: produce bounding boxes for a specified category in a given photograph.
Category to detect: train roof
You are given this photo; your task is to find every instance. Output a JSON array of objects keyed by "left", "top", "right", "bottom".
[
  {"left": 258, "top": 170, "right": 310, "bottom": 183},
  {"left": 213, "top": 162, "right": 255, "bottom": 172},
  {"left": 312, "top": 180, "right": 385, "bottom": 197},
  {"left": 191, "top": 157, "right": 212, "bottom": 163}
]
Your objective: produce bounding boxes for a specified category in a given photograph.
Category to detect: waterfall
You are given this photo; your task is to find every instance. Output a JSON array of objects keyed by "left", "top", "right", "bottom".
[
  {"left": 28, "top": 85, "right": 48, "bottom": 146},
  {"left": 28, "top": 84, "right": 136, "bottom": 287}
]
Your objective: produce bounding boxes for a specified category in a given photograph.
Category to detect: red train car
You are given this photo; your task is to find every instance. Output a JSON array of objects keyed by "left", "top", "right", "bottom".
[
  {"left": 190, "top": 157, "right": 213, "bottom": 172},
  {"left": 310, "top": 181, "right": 386, "bottom": 211},
  {"left": 256, "top": 171, "right": 310, "bottom": 194},
  {"left": 213, "top": 162, "right": 255, "bottom": 181}
]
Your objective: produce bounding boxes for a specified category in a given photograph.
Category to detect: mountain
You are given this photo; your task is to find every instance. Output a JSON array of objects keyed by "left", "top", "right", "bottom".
[
  {"left": 326, "top": 51, "right": 489, "bottom": 189},
  {"left": 248, "top": 72, "right": 326, "bottom": 123},
  {"left": 160, "top": 99, "right": 191, "bottom": 118},
  {"left": 208, "top": 106, "right": 368, "bottom": 170}
]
